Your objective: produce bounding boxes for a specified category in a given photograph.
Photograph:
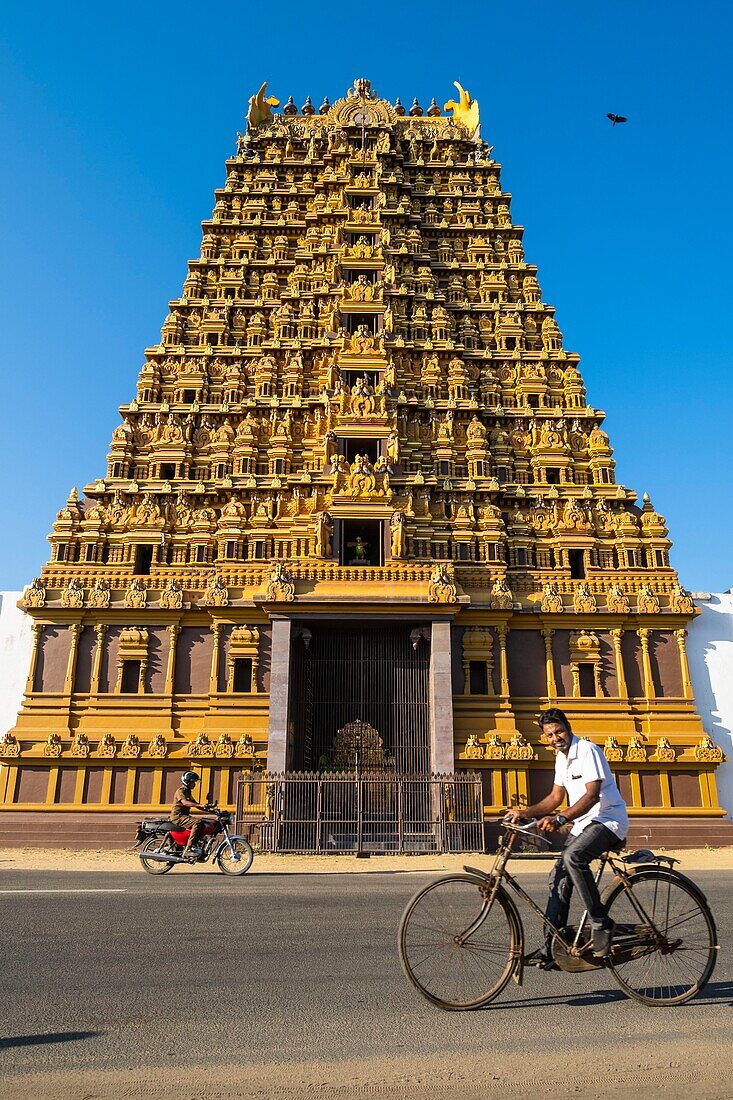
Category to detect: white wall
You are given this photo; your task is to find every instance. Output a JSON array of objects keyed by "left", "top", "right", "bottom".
[
  {"left": 0, "top": 592, "right": 32, "bottom": 739},
  {"left": 687, "top": 591, "right": 733, "bottom": 819}
]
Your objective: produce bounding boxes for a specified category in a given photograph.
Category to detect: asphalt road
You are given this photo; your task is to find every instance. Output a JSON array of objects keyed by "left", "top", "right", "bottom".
[{"left": 1, "top": 867, "right": 732, "bottom": 1099}]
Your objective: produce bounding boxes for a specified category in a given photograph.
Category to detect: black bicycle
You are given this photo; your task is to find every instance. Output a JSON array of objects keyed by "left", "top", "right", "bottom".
[{"left": 399, "top": 819, "right": 718, "bottom": 1009}]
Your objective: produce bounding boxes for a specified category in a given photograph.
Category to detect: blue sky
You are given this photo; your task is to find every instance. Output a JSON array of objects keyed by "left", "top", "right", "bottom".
[{"left": 0, "top": 1, "right": 730, "bottom": 591}]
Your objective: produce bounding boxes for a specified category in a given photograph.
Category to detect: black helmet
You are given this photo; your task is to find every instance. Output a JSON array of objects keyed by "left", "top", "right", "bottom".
[{"left": 181, "top": 770, "right": 200, "bottom": 789}]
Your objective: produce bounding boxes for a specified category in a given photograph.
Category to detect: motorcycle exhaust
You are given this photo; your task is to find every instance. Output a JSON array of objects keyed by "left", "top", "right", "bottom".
[{"left": 140, "top": 851, "right": 191, "bottom": 864}]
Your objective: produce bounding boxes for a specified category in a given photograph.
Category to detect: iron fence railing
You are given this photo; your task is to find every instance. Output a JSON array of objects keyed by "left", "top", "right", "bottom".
[{"left": 236, "top": 770, "right": 484, "bottom": 854}]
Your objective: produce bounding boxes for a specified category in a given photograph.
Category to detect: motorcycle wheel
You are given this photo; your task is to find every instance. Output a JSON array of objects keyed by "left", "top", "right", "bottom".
[
  {"left": 139, "top": 835, "right": 177, "bottom": 875},
  {"left": 216, "top": 837, "right": 254, "bottom": 876}
]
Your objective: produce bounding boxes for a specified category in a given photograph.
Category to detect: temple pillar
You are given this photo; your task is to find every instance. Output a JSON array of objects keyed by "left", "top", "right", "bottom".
[
  {"left": 542, "top": 627, "right": 556, "bottom": 701},
  {"left": 638, "top": 628, "right": 655, "bottom": 701},
  {"left": 610, "top": 628, "right": 627, "bottom": 699},
  {"left": 165, "top": 625, "right": 180, "bottom": 694},
  {"left": 63, "top": 624, "right": 82, "bottom": 694},
  {"left": 25, "top": 622, "right": 44, "bottom": 694},
  {"left": 90, "top": 624, "right": 107, "bottom": 693},
  {"left": 267, "top": 618, "right": 293, "bottom": 773},
  {"left": 496, "top": 624, "right": 510, "bottom": 704},
  {"left": 209, "top": 623, "right": 222, "bottom": 693},
  {"left": 429, "top": 620, "right": 455, "bottom": 773},
  {"left": 675, "top": 628, "right": 693, "bottom": 700}
]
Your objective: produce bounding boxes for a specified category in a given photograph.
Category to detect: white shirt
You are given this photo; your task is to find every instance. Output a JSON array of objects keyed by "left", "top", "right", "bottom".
[{"left": 554, "top": 735, "right": 628, "bottom": 839}]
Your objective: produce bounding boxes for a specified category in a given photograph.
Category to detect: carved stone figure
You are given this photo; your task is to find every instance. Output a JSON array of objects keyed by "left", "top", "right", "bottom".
[
  {"left": 390, "top": 511, "right": 406, "bottom": 558},
  {"left": 637, "top": 584, "right": 661, "bottom": 614},
  {"left": 489, "top": 578, "right": 513, "bottom": 610},
  {"left": 98, "top": 733, "right": 117, "bottom": 758},
  {"left": 266, "top": 563, "right": 296, "bottom": 602},
  {"left": 540, "top": 582, "right": 563, "bottom": 614},
  {"left": 695, "top": 735, "right": 724, "bottom": 763},
  {"left": 61, "top": 578, "right": 84, "bottom": 608},
  {"left": 606, "top": 583, "right": 631, "bottom": 614},
  {"left": 70, "top": 732, "right": 90, "bottom": 758},
  {"left": 670, "top": 583, "right": 694, "bottom": 615},
  {"left": 149, "top": 734, "right": 168, "bottom": 759},
  {"left": 0, "top": 733, "right": 20, "bottom": 758},
  {"left": 428, "top": 564, "right": 457, "bottom": 604},
  {"left": 125, "top": 578, "right": 147, "bottom": 609},
  {"left": 573, "top": 582, "right": 597, "bottom": 614},
  {"left": 159, "top": 578, "right": 184, "bottom": 609},
  {"left": 463, "top": 733, "right": 484, "bottom": 760},
  {"left": 506, "top": 732, "right": 533, "bottom": 761},
  {"left": 315, "top": 511, "right": 333, "bottom": 558},
  {"left": 189, "top": 731, "right": 214, "bottom": 758},
  {"left": 625, "top": 735, "right": 647, "bottom": 762},
  {"left": 603, "top": 736, "right": 623, "bottom": 763},
  {"left": 87, "top": 577, "right": 111, "bottom": 609},
  {"left": 201, "top": 573, "right": 229, "bottom": 607},
  {"left": 24, "top": 578, "right": 46, "bottom": 608},
  {"left": 120, "top": 733, "right": 141, "bottom": 758}
]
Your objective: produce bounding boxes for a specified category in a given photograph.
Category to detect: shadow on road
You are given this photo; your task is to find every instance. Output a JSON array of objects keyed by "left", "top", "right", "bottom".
[
  {"left": 694, "top": 980, "right": 733, "bottom": 1006},
  {"left": 0, "top": 1030, "right": 102, "bottom": 1049},
  {"left": 486, "top": 979, "right": 733, "bottom": 1011}
]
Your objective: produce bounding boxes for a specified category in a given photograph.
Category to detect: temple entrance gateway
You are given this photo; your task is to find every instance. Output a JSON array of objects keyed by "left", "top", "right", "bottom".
[{"left": 288, "top": 621, "right": 429, "bottom": 773}]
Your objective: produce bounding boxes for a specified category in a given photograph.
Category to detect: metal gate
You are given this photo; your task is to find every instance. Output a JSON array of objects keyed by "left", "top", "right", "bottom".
[
  {"left": 236, "top": 771, "right": 484, "bottom": 854},
  {"left": 288, "top": 621, "right": 430, "bottom": 773}
]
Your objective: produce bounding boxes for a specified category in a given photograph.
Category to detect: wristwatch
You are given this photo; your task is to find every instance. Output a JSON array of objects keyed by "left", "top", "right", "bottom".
[{"left": 554, "top": 814, "right": 568, "bottom": 827}]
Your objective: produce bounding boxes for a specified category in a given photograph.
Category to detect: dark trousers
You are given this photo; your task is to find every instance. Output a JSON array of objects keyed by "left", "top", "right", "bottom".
[{"left": 543, "top": 822, "right": 623, "bottom": 955}]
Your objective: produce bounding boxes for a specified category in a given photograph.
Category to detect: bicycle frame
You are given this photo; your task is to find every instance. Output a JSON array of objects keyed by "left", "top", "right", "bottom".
[{"left": 473, "top": 828, "right": 675, "bottom": 960}]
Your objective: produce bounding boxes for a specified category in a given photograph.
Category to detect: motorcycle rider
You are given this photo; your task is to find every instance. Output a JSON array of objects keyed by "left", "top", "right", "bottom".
[{"left": 170, "top": 770, "right": 218, "bottom": 862}]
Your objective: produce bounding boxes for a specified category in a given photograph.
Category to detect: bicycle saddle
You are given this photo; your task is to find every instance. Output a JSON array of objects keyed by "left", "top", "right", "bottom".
[{"left": 621, "top": 848, "right": 656, "bottom": 863}]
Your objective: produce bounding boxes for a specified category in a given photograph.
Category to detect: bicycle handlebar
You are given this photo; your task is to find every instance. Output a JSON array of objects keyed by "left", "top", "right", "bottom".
[{"left": 499, "top": 817, "right": 553, "bottom": 849}]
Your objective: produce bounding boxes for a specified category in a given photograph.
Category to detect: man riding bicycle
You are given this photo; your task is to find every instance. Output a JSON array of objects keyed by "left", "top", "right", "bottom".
[{"left": 504, "top": 708, "right": 628, "bottom": 969}]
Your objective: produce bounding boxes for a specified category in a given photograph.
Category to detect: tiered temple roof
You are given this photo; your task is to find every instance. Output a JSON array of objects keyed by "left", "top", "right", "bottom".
[{"left": 27, "top": 78, "right": 693, "bottom": 614}]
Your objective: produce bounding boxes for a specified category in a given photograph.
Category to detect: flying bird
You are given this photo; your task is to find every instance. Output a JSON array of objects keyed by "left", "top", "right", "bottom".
[{"left": 606, "top": 113, "right": 628, "bottom": 127}]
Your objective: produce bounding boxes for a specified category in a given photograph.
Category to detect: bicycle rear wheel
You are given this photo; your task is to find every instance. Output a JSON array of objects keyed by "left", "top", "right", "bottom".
[
  {"left": 398, "top": 874, "right": 518, "bottom": 1010},
  {"left": 605, "top": 868, "right": 717, "bottom": 1005}
]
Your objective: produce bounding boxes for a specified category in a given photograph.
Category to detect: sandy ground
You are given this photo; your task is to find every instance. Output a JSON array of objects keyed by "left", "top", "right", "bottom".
[
  {"left": 3, "top": 1042, "right": 733, "bottom": 1099},
  {"left": 1, "top": 844, "right": 733, "bottom": 874}
]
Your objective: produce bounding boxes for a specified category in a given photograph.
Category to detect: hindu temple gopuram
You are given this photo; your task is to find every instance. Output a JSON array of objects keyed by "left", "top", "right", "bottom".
[{"left": 2, "top": 78, "right": 728, "bottom": 848}]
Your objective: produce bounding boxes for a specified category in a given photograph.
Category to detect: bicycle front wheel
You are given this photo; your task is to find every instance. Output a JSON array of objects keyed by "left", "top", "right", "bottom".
[
  {"left": 398, "top": 874, "right": 518, "bottom": 1010},
  {"left": 605, "top": 868, "right": 717, "bottom": 1006}
]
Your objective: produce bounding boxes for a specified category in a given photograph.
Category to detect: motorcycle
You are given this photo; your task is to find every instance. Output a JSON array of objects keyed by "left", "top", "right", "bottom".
[{"left": 134, "top": 806, "right": 254, "bottom": 876}]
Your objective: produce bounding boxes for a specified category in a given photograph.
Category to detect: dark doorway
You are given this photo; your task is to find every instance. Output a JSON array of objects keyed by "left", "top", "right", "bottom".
[
  {"left": 339, "top": 437, "right": 381, "bottom": 464},
  {"left": 120, "top": 660, "right": 141, "bottom": 694},
  {"left": 288, "top": 621, "right": 430, "bottom": 774},
  {"left": 134, "top": 545, "right": 154, "bottom": 576},
  {"left": 232, "top": 658, "right": 253, "bottom": 693},
  {"left": 578, "top": 663, "right": 596, "bottom": 697},
  {"left": 569, "top": 549, "right": 586, "bottom": 579}
]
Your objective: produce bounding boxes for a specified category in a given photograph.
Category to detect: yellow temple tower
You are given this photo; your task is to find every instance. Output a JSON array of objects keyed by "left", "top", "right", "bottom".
[{"left": 1, "top": 78, "right": 728, "bottom": 848}]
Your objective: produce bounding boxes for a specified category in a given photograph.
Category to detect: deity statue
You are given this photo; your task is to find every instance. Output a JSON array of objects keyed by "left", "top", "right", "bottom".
[
  {"left": 540, "top": 582, "right": 563, "bottom": 614},
  {"left": 489, "top": 577, "right": 513, "bottom": 610},
  {"left": 607, "top": 583, "right": 631, "bottom": 614},
  {"left": 315, "top": 511, "right": 333, "bottom": 558},
  {"left": 390, "top": 511, "right": 406, "bottom": 558},
  {"left": 349, "top": 375, "right": 375, "bottom": 417},
  {"left": 348, "top": 324, "right": 375, "bottom": 353}
]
